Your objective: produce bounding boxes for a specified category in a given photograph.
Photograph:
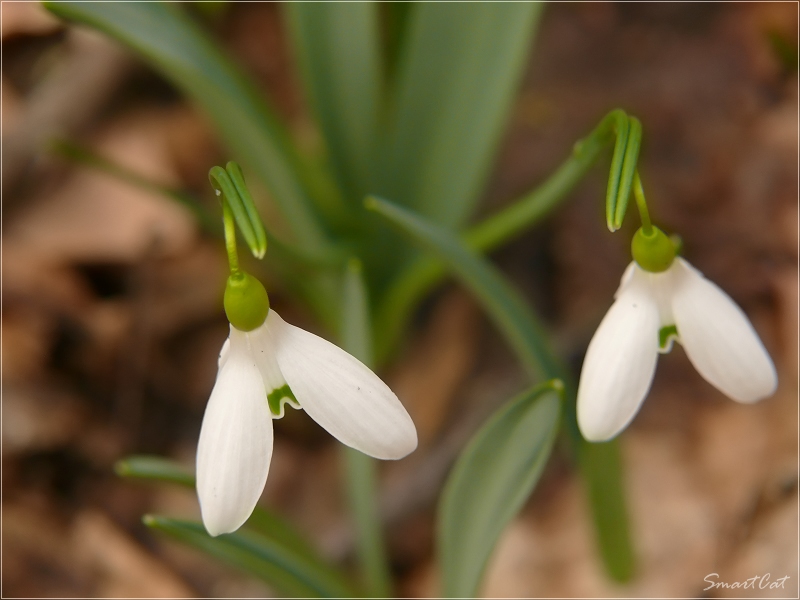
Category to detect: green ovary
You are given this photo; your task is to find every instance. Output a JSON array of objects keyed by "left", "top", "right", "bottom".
[
  {"left": 631, "top": 226, "right": 677, "bottom": 273},
  {"left": 224, "top": 271, "right": 270, "bottom": 331}
]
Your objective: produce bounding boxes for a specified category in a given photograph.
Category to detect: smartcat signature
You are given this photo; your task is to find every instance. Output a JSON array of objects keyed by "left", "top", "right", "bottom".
[{"left": 703, "top": 573, "right": 791, "bottom": 591}]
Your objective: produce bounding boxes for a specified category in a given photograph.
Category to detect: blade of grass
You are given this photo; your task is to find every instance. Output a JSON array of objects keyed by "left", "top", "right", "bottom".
[
  {"left": 116, "top": 456, "right": 340, "bottom": 580},
  {"left": 144, "top": 516, "right": 356, "bottom": 598},
  {"left": 114, "top": 455, "right": 196, "bottom": 488}
]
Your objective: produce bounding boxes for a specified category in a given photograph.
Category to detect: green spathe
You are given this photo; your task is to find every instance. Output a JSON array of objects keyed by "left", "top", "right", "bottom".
[
  {"left": 631, "top": 226, "right": 676, "bottom": 273},
  {"left": 224, "top": 271, "right": 270, "bottom": 331}
]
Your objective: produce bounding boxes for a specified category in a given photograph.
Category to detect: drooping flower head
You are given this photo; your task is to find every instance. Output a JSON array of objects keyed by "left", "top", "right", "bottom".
[
  {"left": 197, "top": 269, "right": 417, "bottom": 536},
  {"left": 577, "top": 221, "right": 777, "bottom": 442},
  {"left": 196, "top": 162, "right": 417, "bottom": 536}
]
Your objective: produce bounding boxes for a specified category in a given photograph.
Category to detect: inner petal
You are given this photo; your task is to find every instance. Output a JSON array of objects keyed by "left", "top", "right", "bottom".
[{"left": 247, "top": 322, "right": 301, "bottom": 418}]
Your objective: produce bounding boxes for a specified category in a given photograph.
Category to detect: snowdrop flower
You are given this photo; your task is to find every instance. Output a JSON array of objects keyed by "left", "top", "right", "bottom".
[
  {"left": 577, "top": 225, "right": 777, "bottom": 442},
  {"left": 197, "top": 271, "right": 417, "bottom": 536}
]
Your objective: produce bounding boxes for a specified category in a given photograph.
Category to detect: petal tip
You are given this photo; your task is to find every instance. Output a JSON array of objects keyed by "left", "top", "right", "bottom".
[
  {"left": 199, "top": 508, "right": 246, "bottom": 537},
  {"left": 577, "top": 410, "right": 624, "bottom": 443}
]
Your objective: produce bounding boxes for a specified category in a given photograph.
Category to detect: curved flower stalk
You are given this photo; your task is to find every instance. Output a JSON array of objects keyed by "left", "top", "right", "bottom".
[{"left": 577, "top": 191, "right": 777, "bottom": 442}]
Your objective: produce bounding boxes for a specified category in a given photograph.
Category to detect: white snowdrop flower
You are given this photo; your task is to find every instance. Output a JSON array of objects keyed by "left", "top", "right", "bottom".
[
  {"left": 577, "top": 226, "right": 777, "bottom": 442},
  {"left": 197, "top": 272, "right": 417, "bottom": 536}
]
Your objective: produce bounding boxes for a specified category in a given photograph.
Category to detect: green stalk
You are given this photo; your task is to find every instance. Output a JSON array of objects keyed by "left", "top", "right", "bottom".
[
  {"left": 222, "top": 201, "right": 239, "bottom": 274},
  {"left": 374, "top": 113, "right": 616, "bottom": 363},
  {"left": 342, "top": 449, "right": 390, "bottom": 598},
  {"left": 340, "top": 260, "right": 392, "bottom": 597},
  {"left": 368, "top": 197, "right": 635, "bottom": 583},
  {"left": 632, "top": 171, "right": 652, "bottom": 234}
]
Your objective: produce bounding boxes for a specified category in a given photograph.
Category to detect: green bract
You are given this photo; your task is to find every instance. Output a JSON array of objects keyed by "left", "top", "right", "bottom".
[
  {"left": 631, "top": 226, "right": 676, "bottom": 273},
  {"left": 224, "top": 272, "right": 270, "bottom": 331}
]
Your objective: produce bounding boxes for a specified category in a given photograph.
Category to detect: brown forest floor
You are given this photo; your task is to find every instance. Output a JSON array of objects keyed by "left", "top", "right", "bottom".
[{"left": 2, "top": 3, "right": 798, "bottom": 598}]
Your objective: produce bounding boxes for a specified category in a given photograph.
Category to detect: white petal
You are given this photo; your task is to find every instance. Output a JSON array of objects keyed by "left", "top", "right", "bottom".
[
  {"left": 218, "top": 337, "right": 231, "bottom": 368},
  {"left": 247, "top": 323, "right": 300, "bottom": 419},
  {"left": 670, "top": 258, "right": 777, "bottom": 403},
  {"left": 577, "top": 276, "right": 661, "bottom": 442},
  {"left": 266, "top": 311, "right": 417, "bottom": 459},
  {"left": 196, "top": 327, "right": 274, "bottom": 536}
]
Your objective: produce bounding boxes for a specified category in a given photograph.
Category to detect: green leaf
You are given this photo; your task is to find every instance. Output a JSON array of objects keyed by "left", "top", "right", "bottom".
[
  {"left": 116, "top": 455, "right": 326, "bottom": 568},
  {"left": 285, "top": 3, "right": 383, "bottom": 203},
  {"left": 339, "top": 259, "right": 392, "bottom": 598},
  {"left": 579, "top": 440, "right": 635, "bottom": 582},
  {"left": 372, "top": 123, "right": 611, "bottom": 363},
  {"left": 439, "top": 381, "right": 562, "bottom": 598},
  {"left": 44, "top": 1, "right": 333, "bottom": 256},
  {"left": 340, "top": 258, "right": 374, "bottom": 365},
  {"left": 366, "top": 197, "right": 559, "bottom": 381},
  {"left": 377, "top": 2, "right": 543, "bottom": 228},
  {"left": 144, "top": 516, "right": 355, "bottom": 598},
  {"left": 381, "top": 2, "right": 415, "bottom": 78},
  {"left": 368, "top": 198, "right": 636, "bottom": 583},
  {"left": 115, "top": 455, "right": 195, "bottom": 488}
]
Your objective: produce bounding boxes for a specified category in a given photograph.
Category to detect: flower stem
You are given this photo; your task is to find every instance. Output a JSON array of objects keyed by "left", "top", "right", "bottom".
[
  {"left": 374, "top": 112, "right": 616, "bottom": 364},
  {"left": 340, "top": 260, "right": 392, "bottom": 597},
  {"left": 632, "top": 171, "right": 653, "bottom": 234},
  {"left": 369, "top": 197, "right": 636, "bottom": 584},
  {"left": 223, "top": 201, "right": 240, "bottom": 274},
  {"left": 342, "top": 449, "right": 390, "bottom": 597}
]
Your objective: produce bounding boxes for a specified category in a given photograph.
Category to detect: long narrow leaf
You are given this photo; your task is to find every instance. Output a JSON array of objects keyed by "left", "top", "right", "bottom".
[
  {"left": 579, "top": 440, "right": 635, "bottom": 581},
  {"left": 144, "top": 516, "right": 355, "bottom": 598},
  {"left": 115, "top": 455, "right": 196, "bottom": 488},
  {"left": 285, "top": 3, "right": 383, "bottom": 203},
  {"left": 439, "top": 381, "right": 561, "bottom": 598},
  {"left": 339, "top": 260, "right": 391, "bottom": 597},
  {"left": 367, "top": 197, "right": 558, "bottom": 381},
  {"left": 44, "top": 1, "right": 333, "bottom": 255},
  {"left": 377, "top": 3, "right": 543, "bottom": 228},
  {"left": 116, "top": 456, "right": 331, "bottom": 572},
  {"left": 368, "top": 197, "right": 635, "bottom": 583}
]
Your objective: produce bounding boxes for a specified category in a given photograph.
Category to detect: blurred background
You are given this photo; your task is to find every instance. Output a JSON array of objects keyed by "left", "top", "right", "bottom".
[{"left": 2, "top": 2, "right": 797, "bottom": 597}]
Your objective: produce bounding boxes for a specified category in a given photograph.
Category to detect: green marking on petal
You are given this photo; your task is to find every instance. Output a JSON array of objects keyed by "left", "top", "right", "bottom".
[
  {"left": 268, "top": 384, "right": 300, "bottom": 417},
  {"left": 659, "top": 324, "right": 679, "bottom": 353}
]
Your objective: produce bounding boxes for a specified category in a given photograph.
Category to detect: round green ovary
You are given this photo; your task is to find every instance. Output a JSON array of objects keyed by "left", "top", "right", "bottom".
[
  {"left": 224, "top": 271, "right": 269, "bottom": 331},
  {"left": 631, "top": 226, "right": 676, "bottom": 273}
]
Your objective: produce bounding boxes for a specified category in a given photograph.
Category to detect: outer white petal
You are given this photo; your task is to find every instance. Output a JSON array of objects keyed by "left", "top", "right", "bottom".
[
  {"left": 197, "top": 327, "right": 274, "bottom": 536},
  {"left": 670, "top": 258, "right": 777, "bottom": 403},
  {"left": 577, "top": 276, "right": 661, "bottom": 442},
  {"left": 266, "top": 311, "right": 417, "bottom": 459},
  {"left": 218, "top": 337, "right": 231, "bottom": 368}
]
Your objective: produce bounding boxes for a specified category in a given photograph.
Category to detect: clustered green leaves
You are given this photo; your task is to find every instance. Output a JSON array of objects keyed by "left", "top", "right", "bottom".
[{"left": 46, "top": 2, "right": 657, "bottom": 598}]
